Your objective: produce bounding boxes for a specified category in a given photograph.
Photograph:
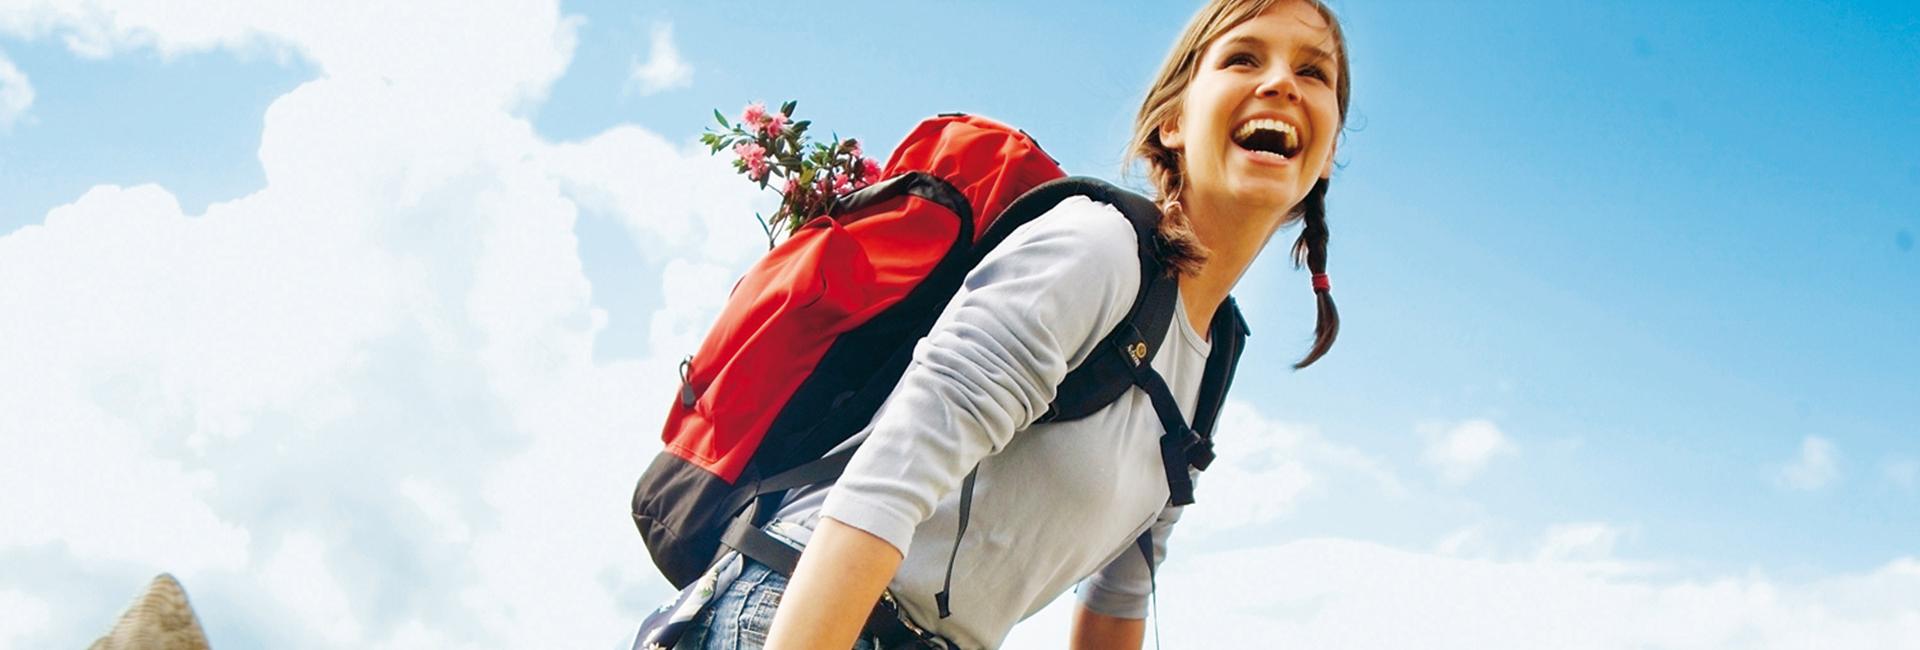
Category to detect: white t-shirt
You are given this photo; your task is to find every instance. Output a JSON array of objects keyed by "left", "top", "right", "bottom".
[{"left": 774, "top": 195, "right": 1215, "bottom": 649}]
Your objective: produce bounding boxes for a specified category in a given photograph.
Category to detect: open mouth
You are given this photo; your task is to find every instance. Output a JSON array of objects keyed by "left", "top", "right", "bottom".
[{"left": 1231, "top": 118, "right": 1302, "bottom": 160}]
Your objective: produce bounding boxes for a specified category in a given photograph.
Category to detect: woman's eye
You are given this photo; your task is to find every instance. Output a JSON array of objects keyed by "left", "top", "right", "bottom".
[
  {"left": 1298, "top": 65, "right": 1328, "bottom": 81},
  {"left": 1225, "top": 53, "right": 1257, "bottom": 67}
]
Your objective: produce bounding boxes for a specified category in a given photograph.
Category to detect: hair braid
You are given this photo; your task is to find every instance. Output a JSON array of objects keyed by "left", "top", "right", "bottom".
[{"left": 1289, "top": 177, "right": 1339, "bottom": 368}]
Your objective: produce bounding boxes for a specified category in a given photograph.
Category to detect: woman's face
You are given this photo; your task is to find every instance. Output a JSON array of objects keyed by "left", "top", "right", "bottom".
[{"left": 1161, "top": 1, "right": 1341, "bottom": 219}]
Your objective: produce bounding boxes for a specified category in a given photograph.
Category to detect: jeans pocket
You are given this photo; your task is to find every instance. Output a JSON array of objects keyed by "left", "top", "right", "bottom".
[{"left": 737, "top": 562, "right": 788, "bottom": 647}]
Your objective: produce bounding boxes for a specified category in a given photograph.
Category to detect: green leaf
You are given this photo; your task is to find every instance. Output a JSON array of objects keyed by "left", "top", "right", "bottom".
[
  {"left": 799, "top": 167, "right": 815, "bottom": 186},
  {"left": 714, "top": 109, "right": 731, "bottom": 129},
  {"left": 781, "top": 100, "right": 797, "bottom": 116}
]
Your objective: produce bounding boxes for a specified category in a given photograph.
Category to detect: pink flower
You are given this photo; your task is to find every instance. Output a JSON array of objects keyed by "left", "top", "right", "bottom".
[
  {"left": 732, "top": 141, "right": 765, "bottom": 161},
  {"left": 861, "top": 158, "right": 882, "bottom": 182},
  {"left": 741, "top": 102, "right": 768, "bottom": 129},
  {"left": 764, "top": 111, "right": 788, "bottom": 137},
  {"left": 832, "top": 172, "right": 853, "bottom": 194},
  {"left": 732, "top": 141, "right": 771, "bottom": 182}
]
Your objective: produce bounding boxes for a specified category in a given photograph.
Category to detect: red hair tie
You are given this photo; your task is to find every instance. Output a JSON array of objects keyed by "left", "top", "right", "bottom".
[{"left": 1311, "top": 273, "right": 1331, "bottom": 291}]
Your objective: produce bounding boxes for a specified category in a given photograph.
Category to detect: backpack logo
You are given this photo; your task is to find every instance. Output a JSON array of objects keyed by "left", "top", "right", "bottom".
[{"left": 1128, "top": 341, "right": 1149, "bottom": 365}]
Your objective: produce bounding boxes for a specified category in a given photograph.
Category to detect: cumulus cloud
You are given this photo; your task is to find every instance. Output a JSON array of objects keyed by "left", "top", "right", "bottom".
[
  {"left": 1778, "top": 436, "right": 1840, "bottom": 491},
  {"left": 1532, "top": 522, "right": 1642, "bottom": 568},
  {"left": 1006, "top": 530, "right": 1920, "bottom": 650},
  {"left": 1155, "top": 540, "right": 1920, "bottom": 649},
  {"left": 1178, "top": 400, "right": 1404, "bottom": 540},
  {"left": 0, "top": 0, "right": 580, "bottom": 107},
  {"left": 628, "top": 22, "right": 691, "bottom": 96},
  {"left": 1421, "top": 418, "right": 1517, "bottom": 485},
  {"left": 0, "top": 1, "right": 771, "bottom": 647},
  {"left": 0, "top": 589, "right": 52, "bottom": 648},
  {"left": 1433, "top": 525, "right": 1487, "bottom": 557},
  {"left": 0, "top": 47, "right": 31, "bottom": 129}
]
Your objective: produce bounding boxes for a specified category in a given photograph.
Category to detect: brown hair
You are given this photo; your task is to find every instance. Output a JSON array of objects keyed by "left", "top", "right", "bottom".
[{"left": 1127, "top": 0, "right": 1352, "bottom": 369}]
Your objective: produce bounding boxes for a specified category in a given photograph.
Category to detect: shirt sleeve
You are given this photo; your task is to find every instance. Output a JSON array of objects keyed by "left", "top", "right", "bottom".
[
  {"left": 1075, "top": 476, "right": 1190, "bottom": 619},
  {"left": 818, "top": 196, "right": 1143, "bottom": 555}
]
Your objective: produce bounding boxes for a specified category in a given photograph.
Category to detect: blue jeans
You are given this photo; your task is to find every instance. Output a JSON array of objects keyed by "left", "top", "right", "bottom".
[{"left": 672, "top": 559, "right": 883, "bottom": 650}]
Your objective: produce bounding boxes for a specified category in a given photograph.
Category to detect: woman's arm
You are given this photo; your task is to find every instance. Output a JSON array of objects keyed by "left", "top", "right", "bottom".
[
  {"left": 1070, "top": 604, "right": 1144, "bottom": 650},
  {"left": 772, "top": 200, "right": 1144, "bottom": 648},
  {"left": 764, "top": 517, "right": 903, "bottom": 650}
]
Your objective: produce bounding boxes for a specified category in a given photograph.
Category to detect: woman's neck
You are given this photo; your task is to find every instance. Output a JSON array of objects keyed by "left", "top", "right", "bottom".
[{"left": 1175, "top": 191, "right": 1292, "bottom": 341}]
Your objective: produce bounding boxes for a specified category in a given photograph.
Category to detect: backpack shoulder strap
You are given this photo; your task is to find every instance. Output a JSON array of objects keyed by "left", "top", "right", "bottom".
[
  {"left": 1185, "top": 297, "right": 1249, "bottom": 472},
  {"left": 994, "top": 177, "right": 1181, "bottom": 423}
]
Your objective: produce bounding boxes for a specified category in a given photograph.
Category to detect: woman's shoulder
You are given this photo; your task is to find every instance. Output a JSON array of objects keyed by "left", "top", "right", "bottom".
[{"left": 986, "top": 195, "right": 1143, "bottom": 290}]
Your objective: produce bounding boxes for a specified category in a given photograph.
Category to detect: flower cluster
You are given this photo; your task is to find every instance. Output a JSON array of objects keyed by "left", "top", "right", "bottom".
[{"left": 701, "top": 100, "right": 884, "bottom": 248}]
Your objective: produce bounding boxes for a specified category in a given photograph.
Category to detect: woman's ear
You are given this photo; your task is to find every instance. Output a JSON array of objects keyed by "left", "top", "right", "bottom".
[
  {"left": 1320, "top": 140, "right": 1337, "bottom": 180},
  {"left": 1159, "top": 115, "right": 1184, "bottom": 151}
]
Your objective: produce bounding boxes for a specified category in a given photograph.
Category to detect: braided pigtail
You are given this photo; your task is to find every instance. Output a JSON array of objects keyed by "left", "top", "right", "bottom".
[{"left": 1289, "top": 177, "right": 1339, "bottom": 369}]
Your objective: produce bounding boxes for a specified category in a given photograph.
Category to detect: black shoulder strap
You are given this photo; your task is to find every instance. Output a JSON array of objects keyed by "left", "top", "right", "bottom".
[
  {"left": 1004, "top": 179, "right": 1251, "bottom": 507},
  {"left": 1183, "top": 297, "right": 1249, "bottom": 473}
]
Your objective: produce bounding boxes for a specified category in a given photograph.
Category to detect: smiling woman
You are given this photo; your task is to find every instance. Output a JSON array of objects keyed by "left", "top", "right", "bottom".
[
  {"left": 629, "top": 1, "right": 1357, "bottom": 649},
  {"left": 1130, "top": 0, "right": 1351, "bottom": 368}
]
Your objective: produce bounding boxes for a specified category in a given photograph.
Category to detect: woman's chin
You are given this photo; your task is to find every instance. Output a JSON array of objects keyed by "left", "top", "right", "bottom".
[{"left": 1228, "top": 179, "right": 1304, "bottom": 214}]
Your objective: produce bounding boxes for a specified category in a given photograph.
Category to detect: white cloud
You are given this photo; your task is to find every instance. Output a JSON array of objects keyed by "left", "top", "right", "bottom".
[
  {"left": 0, "top": 48, "right": 30, "bottom": 129},
  {"left": 0, "top": 48, "right": 29, "bottom": 131},
  {"left": 628, "top": 22, "right": 691, "bottom": 96},
  {"left": 1179, "top": 400, "right": 1404, "bottom": 540},
  {"left": 1005, "top": 533, "right": 1920, "bottom": 650},
  {"left": 1533, "top": 522, "right": 1640, "bottom": 568},
  {"left": 1883, "top": 458, "right": 1917, "bottom": 492},
  {"left": 0, "top": 2, "right": 778, "bottom": 647},
  {"left": 1156, "top": 540, "right": 1920, "bottom": 649},
  {"left": 1433, "top": 525, "right": 1487, "bottom": 557},
  {"left": 261, "top": 532, "right": 363, "bottom": 645},
  {"left": 1421, "top": 418, "right": 1517, "bottom": 485},
  {"left": 0, "top": 0, "right": 581, "bottom": 108},
  {"left": 1778, "top": 436, "right": 1840, "bottom": 491},
  {"left": 0, "top": 589, "right": 52, "bottom": 648}
]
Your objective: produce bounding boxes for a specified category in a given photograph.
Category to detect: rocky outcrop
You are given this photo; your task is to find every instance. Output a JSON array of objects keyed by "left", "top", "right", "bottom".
[{"left": 89, "top": 574, "right": 211, "bottom": 650}]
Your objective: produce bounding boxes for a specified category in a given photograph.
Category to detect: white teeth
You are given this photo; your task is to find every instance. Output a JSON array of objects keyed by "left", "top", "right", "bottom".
[{"left": 1232, "top": 118, "right": 1300, "bottom": 153}]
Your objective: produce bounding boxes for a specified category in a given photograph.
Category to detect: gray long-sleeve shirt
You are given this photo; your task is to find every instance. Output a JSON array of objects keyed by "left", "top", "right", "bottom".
[{"left": 773, "top": 196, "right": 1214, "bottom": 649}]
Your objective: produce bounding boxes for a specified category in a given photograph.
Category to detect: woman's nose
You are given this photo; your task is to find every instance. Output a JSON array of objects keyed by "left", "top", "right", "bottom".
[{"left": 1256, "top": 73, "right": 1301, "bottom": 103}]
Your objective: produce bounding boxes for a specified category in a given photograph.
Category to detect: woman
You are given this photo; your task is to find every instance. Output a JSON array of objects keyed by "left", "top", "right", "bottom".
[{"left": 666, "top": 1, "right": 1349, "bottom": 647}]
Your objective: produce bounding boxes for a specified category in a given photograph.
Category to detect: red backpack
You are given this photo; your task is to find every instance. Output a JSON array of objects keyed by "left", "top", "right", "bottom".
[{"left": 630, "top": 113, "right": 1248, "bottom": 590}]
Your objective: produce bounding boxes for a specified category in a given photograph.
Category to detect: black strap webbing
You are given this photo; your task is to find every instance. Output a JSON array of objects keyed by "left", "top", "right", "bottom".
[
  {"left": 758, "top": 447, "right": 858, "bottom": 495},
  {"left": 1130, "top": 358, "right": 1202, "bottom": 507},
  {"left": 1189, "top": 298, "right": 1248, "bottom": 444},
  {"left": 719, "top": 519, "right": 800, "bottom": 577},
  {"left": 934, "top": 466, "right": 979, "bottom": 619}
]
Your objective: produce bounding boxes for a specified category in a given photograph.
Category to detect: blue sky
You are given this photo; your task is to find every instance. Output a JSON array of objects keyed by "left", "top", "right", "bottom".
[{"left": 2, "top": 1, "right": 1916, "bottom": 648}]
